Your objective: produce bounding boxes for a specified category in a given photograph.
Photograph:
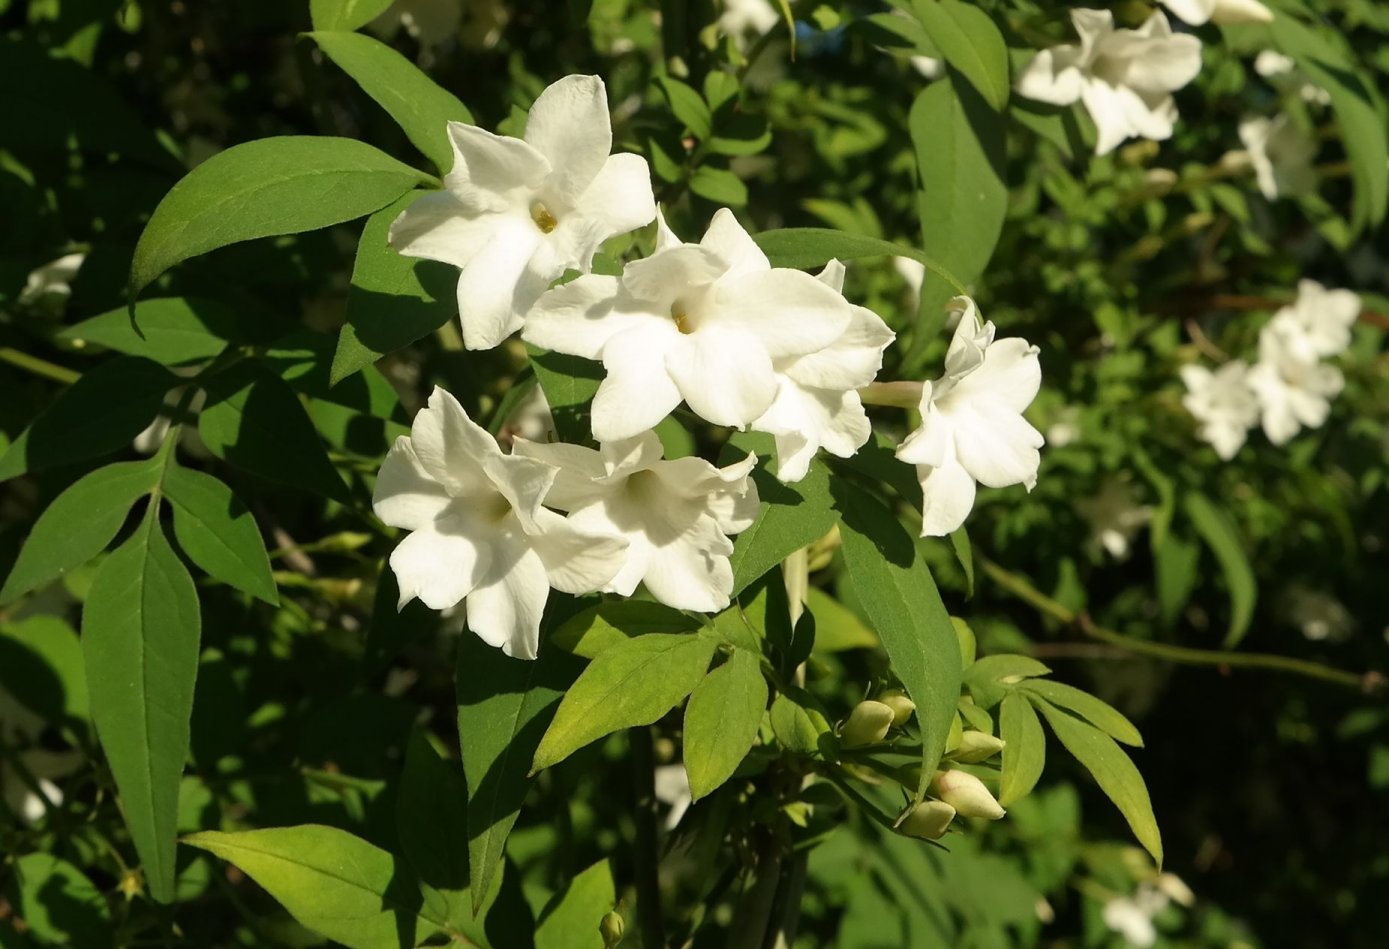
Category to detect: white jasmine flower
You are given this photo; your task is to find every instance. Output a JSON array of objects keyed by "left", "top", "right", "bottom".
[
  {"left": 718, "top": 0, "right": 779, "bottom": 44},
  {"left": 373, "top": 387, "right": 628, "bottom": 659},
  {"left": 1247, "top": 325, "right": 1344, "bottom": 445},
  {"left": 1101, "top": 883, "right": 1170, "bottom": 948},
  {"left": 390, "top": 75, "right": 656, "bottom": 350},
  {"left": 1015, "top": 9, "right": 1202, "bottom": 156},
  {"left": 654, "top": 763, "right": 693, "bottom": 829},
  {"left": 514, "top": 430, "right": 758, "bottom": 612},
  {"left": 1267, "top": 279, "right": 1361, "bottom": 361},
  {"left": 1179, "top": 361, "right": 1259, "bottom": 459},
  {"left": 1075, "top": 479, "right": 1152, "bottom": 560},
  {"left": 19, "top": 252, "right": 85, "bottom": 307},
  {"left": 896, "top": 298, "right": 1044, "bottom": 537},
  {"left": 894, "top": 256, "right": 925, "bottom": 303},
  {"left": 1282, "top": 586, "right": 1354, "bottom": 642},
  {"left": 1046, "top": 405, "right": 1082, "bottom": 448},
  {"left": 750, "top": 260, "right": 894, "bottom": 482},
  {"left": 1238, "top": 115, "right": 1317, "bottom": 200},
  {"left": 910, "top": 56, "right": 944, "bottom": 80},
  {"left": 1254, "top": 51, "right": 1331, "bottom": 106},
  {"left": 523, "top": 208, "right": 853, "bottom": 442},
  {"left": 497, "top": 384, "right": 557, "bottom": 449},
  {"left": 1160, "top": 0, "right": 1271, "bottom": 26},
  {"left": 132, "top": 383, "right": 209, "bottom": 457}
]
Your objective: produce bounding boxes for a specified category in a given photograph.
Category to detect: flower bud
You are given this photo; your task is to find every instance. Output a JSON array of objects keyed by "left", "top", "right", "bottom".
[
  {"left": 947, "top": 731, "right": 1006, "bottom": 764},
  {"left": 840, "top": 700, "right": 894, "bottom": 748},
  {"left": 931, "top": 769, "right": 1005, "bottom": 820},
  {"left": 599, "top": 910, "right": 625, "bottom": 946},
  {"left": 877, "top": 690, "right": 916, "bottom": 727},
  {"left": 896, "top": 800, "right": 956, "bottom": 840}
]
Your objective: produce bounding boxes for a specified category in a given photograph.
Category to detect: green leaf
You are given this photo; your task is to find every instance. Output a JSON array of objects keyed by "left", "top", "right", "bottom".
[
  {"left": 0, "top": 616, "right": 89, "bottom": 726},
  {"left": 997, "top": 693, "right": 1044, "bottom": 807},
  {"left": 59, "top": 298, "right": 241, "bottom": 365},
  {"left": 396, "top": 731, "right": 478, "bottom": 935},
  {"left": 0, "top": 357, "right": 175, "bottom": 482},
  {"left": 837, "top": 482, "right": 962, "bottom": 802},
  {"left": 683, "top": 648, "right": 767, "bottom": 800},
  {"left": 163, "top": 464, "right": 278, "bottom": 605},
  {"left": 1019, "top": 679, "right": 1143, "bottom": 748},
  {"left": 961, "top": 654, "right": 1051, "bottom": 708},
  {"left": 332, "top": 191, "right": 457, "bottom": 384},
  {"left": 183, "top": 825, "right": 448, "bottom": 949},
  {"left": 309, "top": 0, "right": 395, "bottom": 31},
  {"left": 1154, "top": 532, "right": 1200, "bottom": 627},
  {"left": 910, "top": 0, "right": 1009, "bottom": 111},
  {"left": 655, "top": 75, "right": 712, "bottom": 139},
  {"left": 727, "top": 446, "right": 838, "bottom": 598},
  {"left": 1, "top": 458, "right": 161, "bottom": 604},
  {"left": 907, "top": 75, "right": 1007, "bottom": 344},
  {"left": 769, "top": 688, "right": 833, "bottom": 757},
  {"left": 307, "top": 32, "right": 473, "bottom": 173},
  {"left": 83, "top": 508, "right": 200, "bottom": 903},
  {"left": 804, "top": 587, "right": 878, "bottom": 652},
  {"left": 528, "top": 347, "right": 603, "bottom": 443},
  {"left": 534, "top": 860, "right": 615, "bottom": 949},
  {"left": 689, "top": 166, "right": 748, "bottom": 206},
  {"left": 198, "top": 365, "right": 350, "bottom": 502},
  {"left": 948, "top": 526, "right": 975, "bottom": 597},
  {"left": 1183, "top": 491, "right": 1256, "bottom": 648},
  {"left": 457, "top": 634, "right": 581, "bottom": 913},
  {"left": 532, "top": 633, "right": 717, "bottom": 771},
  {"left": 131, "top": 136, "right": 430, "bottom": 295},
  {"left": 552, "top": 600, "right": 701, "bottom": 658},
  {"left": 1, "top": 854, "right": 112, "bottom": 948},
  {"left": 753, "top": 228, "right": 963, "bottom": 291},
  {"left": 1033, "top": 698, "right": 1162, "bottom": 866}
]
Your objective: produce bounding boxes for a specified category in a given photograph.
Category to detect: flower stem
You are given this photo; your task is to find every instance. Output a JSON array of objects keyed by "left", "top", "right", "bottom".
[
  {"left": 977, "top": 557, "right": 1385, "bottom": 694},
  {"left": 857, "top": 381, "right": 924, "bottom": 409},
  {"left": 0, "top": 347, "right": 80, "bottom": 385}
]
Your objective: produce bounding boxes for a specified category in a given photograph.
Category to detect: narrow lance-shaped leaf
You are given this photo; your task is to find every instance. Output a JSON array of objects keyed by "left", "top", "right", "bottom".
[
  {"left": 83, "top": 505, "right": 200, "bottom": 903},
  {"left": 58, "top": 298, "right": 243, "bottom": 366},
  {"left": 1019, "top": 679, "right": 1143, "bottom": 747},
  {"left": 998, "top": 692, "right": 1045, "bottom": 807},
  {"left": 910, "top": 0, "right": 1010, "bottom": 111},
  {"left": 837, "top": 482, "right": 962, "bottom": 802},
  {"left": 683, "top": 648, "right": 768, "bottom": 800},
  {"left": 551, "top": 600, "right": 701, "bottom": 659},
  {"left": 131, "top": 136, "right": 431, "bottom": 296},
  {"left": 163, "top": 464, "right": 278, "bottom": 605},
  {"left": 1183, "top": 491, "right": 1256, "bottom": 648},
  {"left": 309, "top": 0, "right": 395, "bottom": 32}
]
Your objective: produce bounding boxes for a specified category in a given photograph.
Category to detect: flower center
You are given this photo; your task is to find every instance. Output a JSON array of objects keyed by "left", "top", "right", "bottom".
[
  {"left": 531, "top": 202, "right": 557, "bottom": 234},
  {"left": 670, "top": 305, "right": 692, "bottom": 334}
]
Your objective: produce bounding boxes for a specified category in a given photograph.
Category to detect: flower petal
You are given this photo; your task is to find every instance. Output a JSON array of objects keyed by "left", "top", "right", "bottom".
[
  {"left": 947, "top": 338, "right": 1042, "bottom": 414},
  {"left": 523, "top": 275, "right": 626, "bottom": 359},
  {"left": 409, "top": 387, "right": 497, "bottom": 496},
  {"left": 528, "top": 507, "right": 628, "bottom": 595},
  {"left": 639, "top": 519, "right": 737, "bottom": 612},
  {"left": 512, "top": 438, "right": 609, "bottom": 510},
  {"left": 1015, "top": 46, "right": 1086, "bottom": 106},
  {"left": 374, "top": 437, "right": 453, "bottom": 531},
  {"left": 917, "top": 455, "right": 978, "bottom": 537},
  {"left": 481, "top": 454, "right": 558, "bottom": 532},
  {"left": 780, "top": 305, "right": 894, "bottom": 390},
  {"left": 621, "top": 244, "right": 727, "bottom": 308},
  {"left": 466, "top": 543, "right": 550, "bottom": 659},
  {"left": 388, "top": 190, "right": 504, "bottom": 269},
  {"left": 710, "top": 269, "right": 851, "bottom": 358},
  {"left": 442, "top": 121, "right": 551, "bottom": 214},
  {"left": 573, "top": 152, "right": 657, "bottom": 238},
  {"left": 950, "top": 404, "right": 1045, "bottom": 490},
  {"left": 666, "top": 326, "right": 778, "bottom": 428},
  {"left": 525, "top": 75, "right": 612, "bottom": 206},
  {"left": 699, "top": 208, "right": 770, "bottom": 276},
  {"left": 591, "top": 327, "right": 684, "bottom": 441},
  {"left": 454, "top": 215, "right": 547, "bottom": 349},
  {"left": 391, "top": 524, "right": 490, "bottom": 611}
]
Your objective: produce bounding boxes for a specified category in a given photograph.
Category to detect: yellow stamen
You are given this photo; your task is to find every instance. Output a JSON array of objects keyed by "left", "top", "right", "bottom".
[
  {"left": 530, "top": 202, "right": 557, "bottom": 234},
  {"left": 671, "top": 307, "right": 692, "bottom": 334}
]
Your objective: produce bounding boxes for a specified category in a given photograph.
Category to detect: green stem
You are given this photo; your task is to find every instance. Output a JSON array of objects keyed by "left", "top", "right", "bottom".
[
  {"left": 0, "top": 347, "right": 80, "bottom": 385},
  {"left": 977, "top": 557, "right": 1384, "bottom": 694}
]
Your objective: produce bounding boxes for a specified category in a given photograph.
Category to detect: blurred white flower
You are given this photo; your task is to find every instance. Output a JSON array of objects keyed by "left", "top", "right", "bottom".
[
  {"left": 751, "top": 259, "right": 894, "bottom": 482},
  {"left": 19, "top": 252, "right": 85, "bottom": 307},
  {"left": 132, "top": 384, "right": 209, "bottom": 457},
  {"left": 523, "top": 208, "right": 853, "bottom": 442},
  {"left": 1247, "top": 324, "right": 1344, "bottom": 445},
  {"left": 1016, "top": 9, "right": 1202, "bottom": 156},
  {"left": 894, "top": 256, "right": 925, "bottom": 303},
  {"left": 1283, "top": 585, "right": 1354, "bottom": 642},
  {"left": 718, "top": 0, "right": 779, "bottom": 46},
  {"left": 1238, "top": 115, "right": 1317, "bottom": 200},
  {"left": 370, "top": 0, "right": 462, "bottom": 47},
  {"left": 1254, "top": 50, "right": 1331, "bottom": 106},
  {"left": 1180, "top": 361, "right": 1259, "bottom": 459},
  {"left": 1046, "top": 405, "right": 1082, "bottom": 448},
  {"left": 910, "top": 56, "right": 944, "bottom": 80},
  {"left": 373, "top": 387, "right": 628, "bottom": 659},
  {"left": 390, "top": 75, "right": 656, "bottom": 350},
  {"left": 497, "top": 384, "right": 557, "bottom": 449},
  {"left": 1076, "top": 479, "right": 1152, "bottom": 560},
  {"left": 514, "top": 431, "right": 758, "bottom": 612},
  {"left": 1161, "top": 0, "right": 1271, "bottom": 26},
  {"left": 1267, "top": 279, "right": 1361, "bottom": 361},
  {"left": 896, "top": 298, "right": 1044, "bottom": 537},
  {"left": 1102, "top": 883, "right": 1170, "bottom": 948},
  {"left": 0, "top": 688, "right": 80, "bottom": 825},
  {"left": 654, "top": 763, "right": 692, "bottom": 829}
]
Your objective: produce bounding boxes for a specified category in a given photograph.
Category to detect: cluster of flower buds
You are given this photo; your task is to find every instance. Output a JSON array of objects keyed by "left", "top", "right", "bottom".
[
  {"left": 839, "top": 690, "right": 916, "bottom": 748},
  {"left": 896, "top": 768, "right": 1007, "bottom": 840}
]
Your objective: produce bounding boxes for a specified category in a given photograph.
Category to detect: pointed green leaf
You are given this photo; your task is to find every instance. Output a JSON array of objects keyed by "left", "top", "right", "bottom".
[
  {"left": 910, "top": 0, "right": 1009, "bottom": 110},
  {"left": 131, "top": 136, "right": 430, "bottom": 295},
  {"left": 837, "top": 482, "right": 961, "bottom": 802},
  {"left": 0, "top": 357, "right": 175, "bottom": 482},
  {"left": 331, "top": 191, "right": 456, "bottom": 384},
  {"left": 1033, "top": 698, "right": 1162, "bottom": 866},
  {"left": 0, "top": 616, "right": 89, "bottom": 726},
  {"left": 528, "top": 347, "right": 603, "bottom": 443},
  {"left": 753, "top": 228, "right": 962, "bottom": 290},
  {"left": 803, "top": 587, "right": 878, "bottom": 652},
  {"left": 1, "top": 854, "right": 112, "bottom": 948},
  {"left": 198, "top": 365, "right": 350, "bottom": 502},
  {"left": 1, "top": 458, "right": 161, "bottom": 604},
  {"left": 83, "top": 508, "right": 200, "bottom": 903},
  {"left": 655, "top": 75, "right": 712, "bottom": 139},
  {"left": 551, "top": 600, "right": 701, "bottom": 659},
  {"left": 769, "top": 688, "right": 833, "bottom": 757},
  {"left": 457, "top": 635, "right": 581, "bottom": 913},
  {"left": 997, "top": 692, "right": 1044, "bottom": 806},
  {"left": 182, "top": 825, "right": 448, "bottom": 949},
  {"left": 727, "top": 445, "right": 837, "bottom": 598},
  {"left": 683, "top": 648, "right": 767, "bottom": 800},
  {"left": 533, "top": 633, "right": 717, "bottom": 772},
  {"left": 962, "top": 654, "right": 1051, "bottom": 708},
  {"left": 309, "top": 0, "right": 395, "bottom": 32},
  {"left": 1019, "top": 679, "right": 1142, "bottom": 748},
  {"left": 163, "top": 464, "right": 278, "bottom": 605},
  {"left": 1183, "top": 491, "right": 1256, "bottom": 648},
  {"left": 59, "top": 298, "right": 241, "bottom": 366},
  {"left": 534, "top": 860, "right": 615, "bottom": 949}
]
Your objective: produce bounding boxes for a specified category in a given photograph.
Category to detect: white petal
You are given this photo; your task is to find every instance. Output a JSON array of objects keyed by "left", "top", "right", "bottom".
[
  {"left": 947, "top": 338, "right": 1042, "bottom": 413},
  {"left": 1081, "top": 82, "right": 1155, "bottom": 155},
  {"left": 754, "top": 384, "right": 870, "bottom": 482},
  {"left": 649, "top": 451, "right": 759, "bottom": 532},
  {"left": 950, "top": 403, "right": 1045, "bottom": 490},
  {"left": 816, "top": 258, "right": 846, "bottom": 293},
  {"left": 1212, "top": 0, "right": 1272, "bottom": 23},
  {"left": 572, "top": 152, "right": 657, "bottom": 238},
  {"left": 1160, "top": 0, "right": 1213, "bottom": 24},
  {"left": 710, "top": 269, "right": 852, "bottom": 358},
  {"left": 373, "top": 438, "right": 453, "bottom": 531},
  {"left": 895, "top": 399, "right": 952, "bottom": 469},
  {"left": 699, "top": 208, "right": 770, "bottom": 276},
  {"left": 454, "top": 215, "right": 547, "bottom": 349},
  {"left": 526, "top": 75, "right": 612, "bottom": 206},
  {"left": 388, "top": 191, "right": 503, "bottom": 269},
  {"left": 511, "top": 438, "right": 609, "bottom": 510},
  {"left": 639, "top": 520, "right": 737, "bottom": 612},
  {"left": 781, "top": 305, "right": 894, "bottom": 390},
  {"left": 441, "top": 121, "right": 551, "bottom": 214},
  {"left": 621, "top": 244, "right": 727, "bottom": 307},
  {"left": 480, "top": 453, "right": 558, "bottom": 533},
  {"left": 1123, "top": 34, "right": 1203, "bottom": 94},
  {"left": 592, "top": 327, "right": 684, "bottom": 441},
  {"left": 917, "top": 455, "right": 978, "bottom": 537},
  {"left": 1015, "top": 46, "right": 1086, "bottom": 106},
  {"left": 391, "top": 525, "right": 490, "bottom": 611},
  {"left": 528, "top": 508, "right": 629, "bottom": 595},
  {"left": 523, "top": 275, "right": 625, "bottom": 359},
  {"left": 654, "top": 205, "right": 683, "bottom": 251},
  {"left": 409, "top": 387, "right": 496, "bottom": 496},
  {"left": 466, "top": 544, "right": 550, "bottom": 659},
  {"left": 666, "top": 326, "right": 778, "bottom": 427}
]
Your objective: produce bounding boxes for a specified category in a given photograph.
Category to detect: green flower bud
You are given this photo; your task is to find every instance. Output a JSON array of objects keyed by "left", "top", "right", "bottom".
[
  {"left": 947, "top": 731, "right": 1006, "bottom": 763},
  {"left": 897, "top": 800, "right": 956, "bottom": 840},
  {"left": 931, "top": 769, "right": 1005, "bottom": 820},
  {"left": 877, "top": 690, "right": 916, "bottom": 727},
  {"left": 840, "top": 700, "right": 894, "bottom": 748},
  {"left": 599, "top": 910, "right": 625, "bottom": 947}
]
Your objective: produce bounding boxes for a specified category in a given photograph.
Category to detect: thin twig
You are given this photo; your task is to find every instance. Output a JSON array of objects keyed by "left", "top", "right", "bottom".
[{"left": 0, "top": 347, "right": 80, "bottom": 385}]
